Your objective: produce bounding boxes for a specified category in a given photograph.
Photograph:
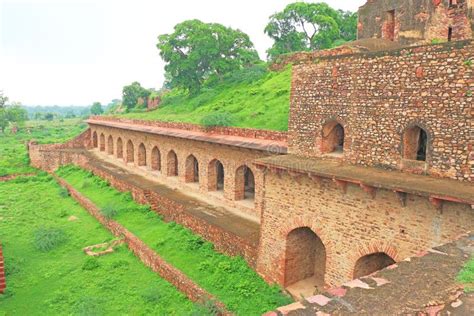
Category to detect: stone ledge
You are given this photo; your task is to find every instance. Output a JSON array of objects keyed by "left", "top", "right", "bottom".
[{"left": 255, "top": 155, "right": 474, "bottom": 206}]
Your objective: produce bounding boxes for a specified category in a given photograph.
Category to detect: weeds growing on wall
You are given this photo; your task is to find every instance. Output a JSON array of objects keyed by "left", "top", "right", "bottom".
[
  {"left": 457, "top": 258, "right": 474, "bottom": 293},
  {"left": 56, "top": 164, "right": 293, "bottom": 315}
]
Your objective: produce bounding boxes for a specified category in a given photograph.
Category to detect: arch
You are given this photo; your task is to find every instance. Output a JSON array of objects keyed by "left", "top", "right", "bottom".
[
  {"left": 151, "top": 146, "right": 161, "bottom": 171},
  {"left": 185, "top": 155, "right": 199, "bottom": 183},
  {"left": 116, "top": 137, "right": 123, "bottom": 159},
  {"left": 402, "top": 125, "right": 428, "bottom": 161},
  {"left": 235, "top": 165, "right": 255, "bottom": 200},
  {"left": 138, "top": 143, "right": 147, "bottom": 167},
  {"left": 208, "top": 159, "right": 224, "bottom": 192},
  {"left": 321, "top": 120, "right": 345, "bottom": 154},
  {"left": 107, "top": 135, "right": 114, "bottom": 155},
  {"left": 166, "top": 150, "right": 178, "bottom": 176},
  {"left": 353, "top": 252, "right": 395, "bottom": 279},
  {"left": 126, "top": 140, "right": 134, "bottom": 163},
  {"left": 284, "top": 227, "right": 326, "bottom": 290},
  {"left": 92, "top": 131, "right": 98, "bottom": 148},
  {"left": 99, "top": 133, "right": 105, "bottom": 151}
]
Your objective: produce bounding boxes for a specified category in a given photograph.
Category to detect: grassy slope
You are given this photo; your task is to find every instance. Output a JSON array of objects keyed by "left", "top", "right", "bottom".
[
  {"left": 0, "top": 119, "right": 87, "bottom": 176},
  {"left": 56, "top": 165, "right": 292, "bottom": 315},
  {"left": 458, "top": 258, "right": 474, "bottom": 292},
  {"left": 0, "top": 174, "right": 198, "bottom": 315},
  {"left": 118, "top": 66, "right": 292, "bottom": 131}
]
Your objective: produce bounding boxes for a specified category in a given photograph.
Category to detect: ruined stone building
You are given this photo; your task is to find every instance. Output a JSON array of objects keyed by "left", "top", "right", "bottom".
[
  {"left": 358, "top": 0, "right": 474, "bottom": 45},
  {"left": 29, "top": 0, "right": 474, "bottom": 299}
]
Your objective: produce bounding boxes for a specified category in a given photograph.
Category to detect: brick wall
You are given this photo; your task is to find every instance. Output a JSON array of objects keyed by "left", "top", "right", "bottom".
[
  {"left": 358, "top": 0, "right": 474, "bottom": 45},
  {"left": 0, "top": 243, "right": 5, "bottom": 294},
  {"left": 256, "top": 171, "right": 474, "bottom": 287},
  {"left": 55, "top": 176, "right": 228, "bottom": 312},
  {"left": 289, "top": 40, "right": 474, "bottom": 182},
  {"left": 90, "top": 116, "right": 287, "bottom": 142}
]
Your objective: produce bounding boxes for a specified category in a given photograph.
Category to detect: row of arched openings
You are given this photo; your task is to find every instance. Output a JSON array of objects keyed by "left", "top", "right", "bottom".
[
  {"left": 284, "top": 227, "right": 396, "bottom": 291},
  {"left": 321, "top": 120, "right": 428, "bottom": 162},
  {"left": 91, "top": 132, "right": 255, "bottom": 200}
]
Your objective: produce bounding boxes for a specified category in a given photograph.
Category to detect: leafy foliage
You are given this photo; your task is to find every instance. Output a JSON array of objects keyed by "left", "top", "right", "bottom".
[
  {"left": 0, "top": 103, "right": 28, "bottom": 133},
  {"left": 122, "top": 82, "right": 151, "bottom": 110},
  {"left": 33, "top": 227, "right": 67, "bottom": 252},
  {"left": 100, "top": 205, "right": 118, "bottom": 220},
  {"left": 90, "top": 102, "right": 104, "bottom": 115},
  {"left": 157, "top": 19, "right": 260, "bottom": 93},
  {"left": 200, "top": 112, "right": 233, "bottom": 128},
  {"left": 265, "top": 2, "right": 357, "bottom": 58}
]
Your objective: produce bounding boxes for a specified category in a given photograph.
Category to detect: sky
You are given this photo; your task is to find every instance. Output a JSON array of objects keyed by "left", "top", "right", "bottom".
[{"left": 0, "top": 0, "right": 365, "bottom": 106}]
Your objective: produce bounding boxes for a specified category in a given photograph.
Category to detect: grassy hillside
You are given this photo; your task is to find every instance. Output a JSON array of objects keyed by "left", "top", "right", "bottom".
[{"left": 118, "top": 65, "right": 292, "bottom": 131}]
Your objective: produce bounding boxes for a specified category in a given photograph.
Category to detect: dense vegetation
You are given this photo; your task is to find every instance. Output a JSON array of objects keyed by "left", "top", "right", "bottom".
[
  {"left": 458, "top": 258, "right": 474, "bottom": 293},
  {"left": 118, "top": 65, "right": 291, "bottom": 131},
  {"left": 0, "top": 119, "right": 87, "bottom": 176},
  {"left": 0, "top": 174, "right": 200, "bottom": 315},
  {"left": 56, "top": 165, "right": 293, "bottom": 315}
]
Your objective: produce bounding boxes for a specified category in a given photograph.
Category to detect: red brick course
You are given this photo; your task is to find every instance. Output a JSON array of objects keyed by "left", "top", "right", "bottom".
[
  {"left": 0, "top": 243, "right": 5, "bottom": 294},
  {"left": 54, "top": 176, "right": 228, "bottom": 312}
]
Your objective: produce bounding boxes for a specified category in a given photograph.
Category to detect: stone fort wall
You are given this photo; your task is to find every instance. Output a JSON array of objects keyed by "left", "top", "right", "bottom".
[{"left": 288, "top": 40, "right": 474, "bottom": 182}]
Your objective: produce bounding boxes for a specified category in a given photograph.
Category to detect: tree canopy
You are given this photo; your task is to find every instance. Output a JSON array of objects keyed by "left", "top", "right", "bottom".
[
  {"left": 265, "top": 2, "right": 357, "bottom": 59},
  {"left": 0, "top": 95, "right": 28, "bottom": 133},
  {"left": 90, "top": 102, "right": 104, "bottom": 115},
  {"left": 157, "top": 19, "right": 260, "bottom": 94},
  {"left": 122, "top": 82, "right": 151, "bottom": 110}
]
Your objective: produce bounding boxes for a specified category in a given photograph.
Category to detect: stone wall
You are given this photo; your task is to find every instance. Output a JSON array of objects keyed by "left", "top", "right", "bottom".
[
  {"left": 88, "top": 123, "right": 276, "bottom": 217},
  {"left": 55, "top": 176, "right": 228, "bottom": 311},
  {"left": 256, "top": 170, "right": 474, "bottom": 287},
  {"left": 358, "top": 0, "right": 474, "bottom": 45},
  {"left": 92, "top": 116, "right": 287, "bottom": 142},
  {"left": 29, "top": 141, "right": 259, "bottom": 267},
  {"left": 289, "top": 40, "right": 474, "bottom": 182},
  {"left": 0, "top": 243, "right": 5, "bottom": 294}
]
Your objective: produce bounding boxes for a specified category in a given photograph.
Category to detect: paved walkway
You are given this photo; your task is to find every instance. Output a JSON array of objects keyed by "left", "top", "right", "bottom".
[
  {"left": 270, "top": 234, "right": 473, "bottom": 315},
  {"left": 81, "top": 149, "right": 261, "bottom": 247}
]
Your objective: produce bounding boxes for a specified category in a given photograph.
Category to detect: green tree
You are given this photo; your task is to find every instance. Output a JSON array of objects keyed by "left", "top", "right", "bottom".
[
  {"left": 90, "top": 102, "right": 104, "bottom": 115},
  {"left": 122, "top": 82, "right": 151, "bottom": 110},
  {"left": 265, "top": 2, "right": 357, "bottom": 59},
  {"left": 157, "top": 19, "right": 260, "bottom": 94},
  {"left": 0, "top": 91, "right": 8, "bottom": 109},
  {"left": 0, "top": 102, "right": 28, "bottom": 132},
  {"left": 44, "top": 113, "right": 55, "bottom": 121}
]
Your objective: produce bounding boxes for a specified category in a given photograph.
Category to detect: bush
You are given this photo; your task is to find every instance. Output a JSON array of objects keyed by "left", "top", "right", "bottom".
[
  {"left": 100, "top": 205, "right": 118, "bottom": 220},
  {"left": 82, "top": 257, "right": 100, "bottom": 271},
  {"left": 74, "top": 296, "right": 103, "bottom": 316},
  {"left": 33, "top": 227, "right": 67, "bottom": 252},
  {"left": 200, "top": 112, "right": 233, "bottom": 128},
  {"left": 141, "top": 287, "right": 161, "bottom": 303},
  {"left": 58, "top": 187, "right": 69, "bottom": 198}
]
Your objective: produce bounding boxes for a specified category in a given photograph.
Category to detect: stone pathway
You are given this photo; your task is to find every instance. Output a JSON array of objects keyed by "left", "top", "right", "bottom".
[{"left": 269, "top": 234, "right": 473, "bottom": 315}]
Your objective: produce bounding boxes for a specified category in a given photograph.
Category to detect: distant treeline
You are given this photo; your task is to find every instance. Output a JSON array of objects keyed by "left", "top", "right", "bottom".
[{"left": 24, "top": 105, "right": 91, "bottom": 120}]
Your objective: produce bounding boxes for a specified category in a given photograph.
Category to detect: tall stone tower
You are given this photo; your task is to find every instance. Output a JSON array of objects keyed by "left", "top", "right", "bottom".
[{"left": 357, "top": 0, "right": 474, "bottom": 45}]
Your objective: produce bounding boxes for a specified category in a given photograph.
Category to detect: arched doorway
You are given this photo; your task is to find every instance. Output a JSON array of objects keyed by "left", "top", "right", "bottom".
[
  {"left": 126, "top": 140, "right": 134, "bottom": 163},
  {"left": 116, "top": 138, "right": 123, "bottom": 159},
  {"left": 208, "top": 159, "right": 224, "bottom": 192},
  {"left": 138, "top": 143, "right": 147, "bottom": 167},
  {"left": 353, "top": 252, "right": 395, "bottom": 279},
  {"left": 403, "top": 125, "right": 428, "bottom": 161},
  {"left": 284, "top": 227, "right": 326, "bottom": 292},
  {"left": 99, "top": 133, "right": 105, "bottom": 151},
  {"left": 185, "top": 155, "right": 199, "bottom": 183},
  {"left": 151, "top": 146, "right": 161, "bottom": 171},
  {"left": 92, "top": 131, "right": 98, "bottom": 148},
  {"left": 107, "top": 135, "right": 114, "bottom": 155},
  {"left": 167, "top": 150, "right": 178, "bottom": 176},
  {"left": 321, "top": 121, "right": 345, "bottom": 154},
  {"left": 235, "top": 165, "right": 255, "bottom": 200}
]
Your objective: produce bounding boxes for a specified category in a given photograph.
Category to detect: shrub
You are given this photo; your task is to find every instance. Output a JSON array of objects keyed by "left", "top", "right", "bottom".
[
  {"left": 100, "top": 205, "right": 118, "bottom": 220},
  {"left": 82, "top": 257, "right": 100, "bottom": 271},
  {"left": 200, "top": 112, "right": 233, "bottom": 128},
  {"left": 58, "top": 187, "right": 69, "bottom": 198},
  {"left": 141, "top": 287, "right": 161, "bottom": 303},
  {"left": 74, "top": 296, "right": 104, "bottom": 316},
  {"left": 33, "top": 227, "right": 67, "bottom": 252}
]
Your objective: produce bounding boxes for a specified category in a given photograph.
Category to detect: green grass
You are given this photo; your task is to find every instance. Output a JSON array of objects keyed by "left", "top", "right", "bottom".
[
  {"left": 457, "top": 257, "right": 474, "bottom": 293},
  {"left": 0, "top": 119, "right": 87, "bottom": 176},
  {"left": 117, "top": 65, "right": 291, "bottom": 131},
  {"left": 0, "top": 174, "right": 203, "bottom": 315},
  {"left": 56, "top": 165, "right": 293, "bottom": 315}
]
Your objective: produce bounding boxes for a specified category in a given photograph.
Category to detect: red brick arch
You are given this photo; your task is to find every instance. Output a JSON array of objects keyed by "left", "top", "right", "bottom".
[
  {"left": 208, "top": 159, "right": 225, "bottom": 191},
  {"left": 116, "top": 137, "right": 123, "bottom": 159},
  {"left": 126, "top": 140, "right": 134, "bottom": 163},
  {"left": 234, "top": 164, "right": 255, "bottom": 201},
  {"left": 138, "top": 143, "right": 147, "bottom": 167},
  {"left": 92, "top": 131, "right": 98, "bottom": 148},
  {"left": 166, "top": 150, "right": 178, "bottom": 176},
  {"left": 99, "top": 133, "right": 105, "bottom": 151},
  {"left": 349, "top": 241, "right": 399, "bottom": 280},
  {"left": 151, "top": 146, "right": 161, "bottom": 171},
  {"left": 318, "top": 117, "right": 351, "bottom": 155},
  {"left": 107, "top": 135, "right": 114, "bottom": 155}
]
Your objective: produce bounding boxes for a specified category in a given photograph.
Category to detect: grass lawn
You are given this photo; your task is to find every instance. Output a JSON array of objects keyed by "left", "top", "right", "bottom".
[
  {"left": 0, "top": 174, "right": 200, "bottom": 315},
  {"left": 117, "top": 65, "right": 291, "bottom": 131},
  {"left": 56, "top": 165, "right": 293, "bottom": 315},
  {"left": 0, "top": 119, "right": 87, "bottom": 176},
  {"left": 458, "top": 257, "right": 474, "bottom": 293}
]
